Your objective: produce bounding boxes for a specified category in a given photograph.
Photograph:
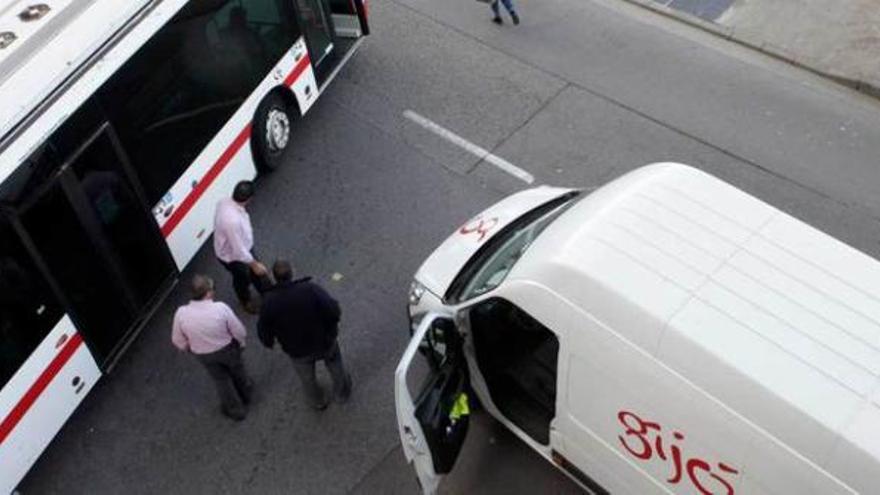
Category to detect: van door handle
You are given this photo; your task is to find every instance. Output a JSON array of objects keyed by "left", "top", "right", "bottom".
[
  {"left": 404, "top": 426, "right": 428, "bottom": 455},
  {"left": 404, "top": 426, "right": 421, "bottom": 446}
]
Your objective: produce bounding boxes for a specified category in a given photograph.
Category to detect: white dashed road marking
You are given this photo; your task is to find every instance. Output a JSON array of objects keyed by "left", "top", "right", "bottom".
[{"left": 403, "top": 110, "right": 535, "bottom": 184}]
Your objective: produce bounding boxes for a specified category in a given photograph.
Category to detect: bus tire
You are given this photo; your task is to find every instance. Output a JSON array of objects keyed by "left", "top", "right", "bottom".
[{"left": 253, "top": 91, "right": 296, "bottom": 173}]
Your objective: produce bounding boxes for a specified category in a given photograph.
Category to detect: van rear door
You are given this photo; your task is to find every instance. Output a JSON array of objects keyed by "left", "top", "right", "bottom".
[{"left": 394, "top": 313, "right": 470, "bottom": 494}]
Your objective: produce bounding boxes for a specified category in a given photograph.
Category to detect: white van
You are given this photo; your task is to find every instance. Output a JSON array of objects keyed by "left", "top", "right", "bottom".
[{"left": 395, "top": 163, "right": 880, "bottom": 494}]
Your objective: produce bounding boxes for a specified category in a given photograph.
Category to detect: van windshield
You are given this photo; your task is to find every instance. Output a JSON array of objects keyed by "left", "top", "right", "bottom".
[{"left": 446, "top": 191, "right": 580, "bottom": 303}]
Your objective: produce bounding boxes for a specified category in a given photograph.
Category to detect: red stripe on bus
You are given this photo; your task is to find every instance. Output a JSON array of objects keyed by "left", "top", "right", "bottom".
[
  {"left": 284, "top": 53, "right": 311, "bottom": 87},
  {"left": 160, "top": 54, "right": 312, "bottom": 239},
  {"left": 0, "top": 333, "right": 84, "bottom": 445},
  {"left": 160, "top": 124, "right": 252, "bottom": 238}
]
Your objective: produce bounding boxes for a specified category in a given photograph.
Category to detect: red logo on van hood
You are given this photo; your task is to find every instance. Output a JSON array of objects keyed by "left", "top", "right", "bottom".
[{"left": 415, "top": 186, "right": 575, "bottom": 296}]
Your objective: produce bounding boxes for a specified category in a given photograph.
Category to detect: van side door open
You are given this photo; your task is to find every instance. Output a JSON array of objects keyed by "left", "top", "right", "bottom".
[
  {"left": 394, "top": 313, "right": 470, "bottom": 494},
  {"left": 467, "top": 298, "right": 558, "bottom": 445}
]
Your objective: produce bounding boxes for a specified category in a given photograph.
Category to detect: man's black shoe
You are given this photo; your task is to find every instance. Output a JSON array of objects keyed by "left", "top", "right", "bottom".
[
  {"left": 223, "top": 409, "right": 247, "bottom": 421},
  {"left": 492, "top": 16, "right": 502, "bottom": 24},
  {"left": 511, "top": 12, "right": 520, "bottom": 25}
]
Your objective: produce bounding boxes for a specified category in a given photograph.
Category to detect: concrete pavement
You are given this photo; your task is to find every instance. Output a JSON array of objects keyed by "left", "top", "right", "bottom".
[
  {"left": 630, "top": 0, "right": 880, "bottom": 98},
  {"left": 415, "top": 0, "right": 880, "bottom": 236}
]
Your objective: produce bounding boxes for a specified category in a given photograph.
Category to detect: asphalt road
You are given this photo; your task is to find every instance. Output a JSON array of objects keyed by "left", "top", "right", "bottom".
[{"left": 19, "top": 0, "right": 880, "bottom": 493}]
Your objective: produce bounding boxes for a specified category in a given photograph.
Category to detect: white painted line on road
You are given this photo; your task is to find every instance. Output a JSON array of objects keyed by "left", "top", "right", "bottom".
[{"left": 403, "top": 110, "right": 535, "bottom": 184}]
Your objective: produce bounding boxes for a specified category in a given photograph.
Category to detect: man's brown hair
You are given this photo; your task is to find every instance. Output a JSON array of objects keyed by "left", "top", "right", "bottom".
[{"left": 191, "top": 274, "right": 215, "bottom": 300}]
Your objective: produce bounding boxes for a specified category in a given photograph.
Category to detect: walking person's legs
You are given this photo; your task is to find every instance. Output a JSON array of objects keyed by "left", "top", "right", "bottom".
[
  {"left": 501, "top": 0, "right": 519, "bottom": 24},
  {"left": 322, "top": 341, "right": 352, "bottom": 402},
  {"left": 226, "top": 344, "right": 253, "bottom": 405},
  {"left": 198, "top": 350, "right": 247, "bottom": 420},
  {"left": 291, "top": 356, "right": 328, "bottom": 409},
  {"left": 220, "top": 259, "right": 255, "bottom": 307},
  {"left": 490, "top": 0, "right": 502, "bottom": 24}
]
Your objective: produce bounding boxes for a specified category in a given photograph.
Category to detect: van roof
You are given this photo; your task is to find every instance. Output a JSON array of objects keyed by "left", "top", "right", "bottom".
[{"left": 513, "top": 163, "right": 880, "bottom": 489}]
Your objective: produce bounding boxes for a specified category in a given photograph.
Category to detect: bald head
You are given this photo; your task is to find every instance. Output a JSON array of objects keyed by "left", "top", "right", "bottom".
[
  {"left": 191, "top": 274, "right": 215, "bottom": 300},
  {"left": 273, "top": 259, "right": 294, "bottom": 282}
]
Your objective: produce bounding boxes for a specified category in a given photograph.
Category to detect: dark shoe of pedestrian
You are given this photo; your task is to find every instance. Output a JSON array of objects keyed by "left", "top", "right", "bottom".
[
  {"left": 223, "top": 408, "right": 247, "bottom": 421},
  {"left": 335, "top": 375, "right": 353, "bottom": 404},
  {"left": 242, "top": 299, "right": 259, "bottom": 315},
  {"left": 511, "top": 12, "right": 520, "bottom": 25},
  {"left": 309, "top": 390, "right": 329, "bottom": 410},
  {"left": 492, "top": 15, "right": 502, "bottom": 25},
  {"left": 240, "top": 383, "right": 254, "bottom": 406}
]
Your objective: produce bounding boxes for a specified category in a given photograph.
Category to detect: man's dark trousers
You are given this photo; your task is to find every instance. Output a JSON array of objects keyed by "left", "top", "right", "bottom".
[
  {"left": 196, "top": 342, "right": 252, "bottom": 419},
  {"left": 219, "top": 254, "right": 272, "bottom": 304},
  {"left": 290, "top": 341, "right": 351, "bottom": 408}
]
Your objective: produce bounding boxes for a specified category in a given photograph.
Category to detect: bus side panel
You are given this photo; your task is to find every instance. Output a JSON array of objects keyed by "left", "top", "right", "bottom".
[
  {"left": 155, "top": 39, "right": 316, "bottom": 268},
  {"left": 0, "top": 316, "right": 100, "bottom": 493},
  {"left": 288, "top": 39, "right": 320, "bottom": 115},
  {"left": 163, "top": 143, "right": 257, "bottom": 269}
]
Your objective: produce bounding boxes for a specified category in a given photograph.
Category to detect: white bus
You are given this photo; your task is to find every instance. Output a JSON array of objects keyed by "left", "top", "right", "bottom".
[{"left": 0, "top": 0, "right": 367, "bottom": 490}]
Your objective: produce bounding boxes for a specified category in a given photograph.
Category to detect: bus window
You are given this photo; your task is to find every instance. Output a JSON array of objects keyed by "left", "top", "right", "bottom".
[
  {"left": 0, "top": 143, "right": 63, "bottom": 205},
  {"left": 98, "top": 0, "right": 301, "bottom": 205},
  {"left": 0, "top": 217, "right": 63, "bottom": 389}
]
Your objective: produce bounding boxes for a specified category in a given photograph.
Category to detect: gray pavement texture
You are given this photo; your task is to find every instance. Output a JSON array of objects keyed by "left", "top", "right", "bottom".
[
  {"left": 16, "top": 0, "right": 880, "bottom": 492},
  {"left": 632, "top": 0, "right": 880, "bottom": 98}
]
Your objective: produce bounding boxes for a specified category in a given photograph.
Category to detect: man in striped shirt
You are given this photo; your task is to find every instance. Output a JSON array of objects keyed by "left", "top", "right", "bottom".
[{"left": 172, "top": 275, "right": 253, "bottom": 420}]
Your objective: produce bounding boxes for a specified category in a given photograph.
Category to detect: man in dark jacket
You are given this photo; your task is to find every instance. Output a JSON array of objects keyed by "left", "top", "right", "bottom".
[{"left": 257, "top": 260, "right": 351, "bottom": 409}]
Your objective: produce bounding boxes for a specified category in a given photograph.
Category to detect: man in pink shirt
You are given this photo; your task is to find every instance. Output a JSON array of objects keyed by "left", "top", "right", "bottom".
[
  {"left": 172, "top": 274, "right": 253, "bottom": 420},
  {"left": 214, "top": 180, "right": 272, "bottom": 313}
]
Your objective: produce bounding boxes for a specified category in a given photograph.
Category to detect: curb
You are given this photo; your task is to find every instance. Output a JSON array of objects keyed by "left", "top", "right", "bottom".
[{"left": 617, "top": 0, "right": 880, "bottom": 100}]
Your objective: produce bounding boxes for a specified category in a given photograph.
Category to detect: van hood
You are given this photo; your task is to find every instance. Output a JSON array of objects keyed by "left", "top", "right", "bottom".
[{"left": 415, "top": 186, "right": 575, "bottom": 297}]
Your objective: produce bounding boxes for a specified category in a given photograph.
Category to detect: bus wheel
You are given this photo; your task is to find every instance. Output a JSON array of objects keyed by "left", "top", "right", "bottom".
[{"left": 253, "top": 92, "right": 295, "bottom": 173}]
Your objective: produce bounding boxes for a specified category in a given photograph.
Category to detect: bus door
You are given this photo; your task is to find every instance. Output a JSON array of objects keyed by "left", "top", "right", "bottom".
[
  {"left": 15, "top": 125, "right": 177, "bottom": 368},
  {"left": 293, "top": 0, "right": 339, "bottom": 84},
  {"left": 328, "top": 0, "right": 369, "bottom": 38}
]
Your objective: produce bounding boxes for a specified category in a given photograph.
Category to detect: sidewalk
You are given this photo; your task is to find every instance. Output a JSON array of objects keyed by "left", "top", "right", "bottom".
[{"left": 623, "top": 0, "right": 880, "bottom": 98}]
